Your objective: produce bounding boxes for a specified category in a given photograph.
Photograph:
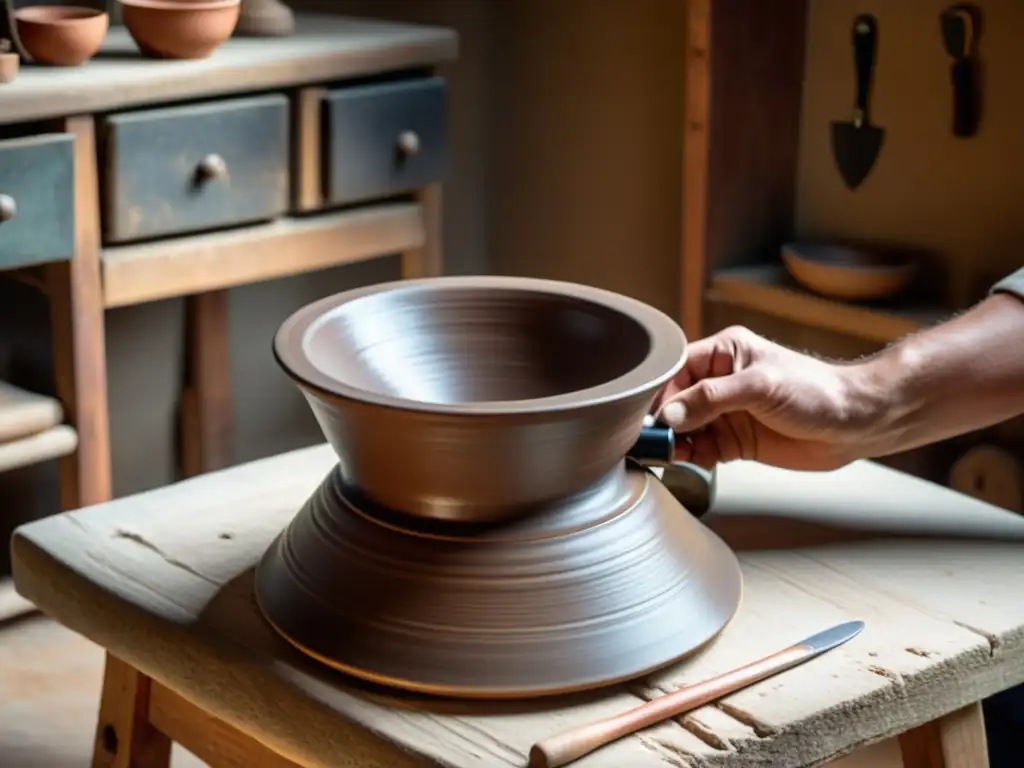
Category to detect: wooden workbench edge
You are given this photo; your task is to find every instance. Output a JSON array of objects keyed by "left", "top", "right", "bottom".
[
  {"left": 1, "top": 14, "right": 458, "bottom": 124},
  {"left": 8, "top": 531, "right": 433, "bottom": 768}
]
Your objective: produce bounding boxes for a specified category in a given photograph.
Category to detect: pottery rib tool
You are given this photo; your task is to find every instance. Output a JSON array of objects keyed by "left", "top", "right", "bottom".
[
  {"left": 830, "top": 13, "right": 885, "bottom": 189},
  {"left": 528, "top": 620, "right": 866, "bottom": 768}
]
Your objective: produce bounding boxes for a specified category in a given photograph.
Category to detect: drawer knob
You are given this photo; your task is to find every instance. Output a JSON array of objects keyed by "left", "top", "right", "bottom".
[
  {"left": 396, "top": 131, "right": 421, "bottom": 157},
  {"left": 0, "top": 194, "right": 16, "bottom": 223},
  {"left": 197, "top": 153, "right": 229, "bottom": 182}
]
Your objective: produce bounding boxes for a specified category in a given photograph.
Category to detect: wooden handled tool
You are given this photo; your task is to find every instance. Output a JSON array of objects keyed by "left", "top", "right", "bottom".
[{"left": 528, "top": 620, "right": 865, "bottom": 768}]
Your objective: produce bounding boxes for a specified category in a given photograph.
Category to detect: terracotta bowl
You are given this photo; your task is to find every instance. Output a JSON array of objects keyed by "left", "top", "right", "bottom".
[
  {"left": 273, "top": 276, "right": 688, "bottom": 522},
  {"left": 782, "top": 241, "right": 920, "bottom": 302},
  {"left": 120, "top": 0, "right": 240, "bottom": 60},
  {"left": 14, "top": 6, "right": 109, "bottom": 67}
]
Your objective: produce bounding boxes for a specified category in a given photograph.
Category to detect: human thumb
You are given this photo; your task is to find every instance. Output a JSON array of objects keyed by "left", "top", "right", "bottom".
[{"left": 658, "top": 370, "right": 768, "bottom": 433}]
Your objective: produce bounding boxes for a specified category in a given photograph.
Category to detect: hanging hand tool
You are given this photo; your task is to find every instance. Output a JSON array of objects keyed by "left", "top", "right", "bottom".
[
  {"left": 830, "top": 14, "right": 885, "bottom": 190},
  {"left": 941, "top": 3, "right": 983, "bottom": 138}
]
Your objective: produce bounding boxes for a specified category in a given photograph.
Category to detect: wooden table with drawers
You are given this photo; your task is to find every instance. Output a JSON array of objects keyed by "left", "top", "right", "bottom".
[{"left": 0, "top": 13, "right": 457, "bottom": 512}]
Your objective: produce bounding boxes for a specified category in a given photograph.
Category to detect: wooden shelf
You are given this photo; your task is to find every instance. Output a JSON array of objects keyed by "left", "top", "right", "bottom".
[
  {"left": 708, "top": 264, "right": 950, "bottom": 344},
  {"left": 0, "top": 16, "right": 457, "bottom": 125},
  {"left": 0, "top": 425, "right": 78, "bottom": 474},
  {"left": 0, "top": 382, "right": 63, "bottom": 443},
  {"left": 101, "top": 203, "right": 425, "bottom": 308}
]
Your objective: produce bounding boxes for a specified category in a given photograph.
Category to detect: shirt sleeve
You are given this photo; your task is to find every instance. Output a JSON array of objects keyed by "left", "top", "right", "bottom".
[{"left": 991, "top": 267, "right": 1024, "bottom": 300}]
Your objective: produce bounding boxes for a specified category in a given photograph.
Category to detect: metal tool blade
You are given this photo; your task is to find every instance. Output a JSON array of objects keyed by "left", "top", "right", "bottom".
[
  {"left": 830, "top": 122, "right": 885, "bottom": 190},
  {"left": 831, "top": 14, "right": 884, "bottom": 189},
  {"left": 797, "top": 620, "right": 866, "bottom": 656}
]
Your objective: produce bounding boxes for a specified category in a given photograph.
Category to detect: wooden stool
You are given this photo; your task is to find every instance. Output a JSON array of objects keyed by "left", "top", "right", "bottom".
[{"left": 11, "top": 446, "right": 1023, "bottom": 768}]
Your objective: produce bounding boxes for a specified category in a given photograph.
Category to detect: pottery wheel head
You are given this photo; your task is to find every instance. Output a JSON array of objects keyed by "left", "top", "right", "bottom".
[
  {"left": 255, "top": 463, "right": 743, "bottom": 700},
  {"left": 273, "top": 276, "right": 687, "bottom": 522}
]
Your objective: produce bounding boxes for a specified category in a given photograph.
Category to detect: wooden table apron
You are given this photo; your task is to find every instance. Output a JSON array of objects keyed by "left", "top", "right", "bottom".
[{"left": 11, "top": 444, "right": 1024, "bottom": 767}]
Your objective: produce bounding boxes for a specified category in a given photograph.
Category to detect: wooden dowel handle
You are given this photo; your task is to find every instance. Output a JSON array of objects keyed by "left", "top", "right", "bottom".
[{"left": 529, "top": 646, "right": 808, "bottom": 768}]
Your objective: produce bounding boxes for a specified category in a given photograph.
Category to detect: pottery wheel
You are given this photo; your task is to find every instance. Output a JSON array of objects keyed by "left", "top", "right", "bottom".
[{"left": 256, "top": 462, "right": 742, "bottom": 699}]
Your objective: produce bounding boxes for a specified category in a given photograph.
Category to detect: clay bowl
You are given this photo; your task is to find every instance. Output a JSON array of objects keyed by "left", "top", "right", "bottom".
[
  {"left": 782, "top": 241, "right": 919, "bottom": 302},
  {"left": 119, "top": 0, "right": 240, "bottom": 60},
  {"left": 273, "top": 276, "right": 688, "bottom": 523},
  {"left": 14, "top": 6, "right": 109, "bottom": 67}
]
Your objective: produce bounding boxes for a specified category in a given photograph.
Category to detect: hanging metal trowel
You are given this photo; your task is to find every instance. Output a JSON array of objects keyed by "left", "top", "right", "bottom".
[{"left": 831, "top": 14, "right": 885, "bottom": 190}]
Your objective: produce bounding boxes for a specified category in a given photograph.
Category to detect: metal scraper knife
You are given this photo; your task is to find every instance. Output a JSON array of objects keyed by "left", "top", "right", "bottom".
[{"left": 529, "top": 620, "right": 866, "bottom": 768}]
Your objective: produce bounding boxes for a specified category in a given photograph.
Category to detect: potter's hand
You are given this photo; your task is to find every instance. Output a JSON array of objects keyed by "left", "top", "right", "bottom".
[{"left": 651, "top": 326, "right": 880, "bottom": 471}]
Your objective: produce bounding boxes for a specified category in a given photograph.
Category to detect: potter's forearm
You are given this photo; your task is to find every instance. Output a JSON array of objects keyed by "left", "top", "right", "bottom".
[{"left": 850, "top": 286, "right": 1024, "bottom": 458}]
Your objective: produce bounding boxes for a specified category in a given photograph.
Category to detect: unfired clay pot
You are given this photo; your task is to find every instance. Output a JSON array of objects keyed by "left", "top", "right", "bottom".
[
  {"left": 782, "top": 241, "right": 919, "bottom": 301},
  {"left": 119, "top": 0, "right": 240, "bottom": 59},
  {"left": 257, "top": 276, "right": 743, "bottom": 699},
  {"left": 14, "top": 5, "right": 109, "bottom": 66}
]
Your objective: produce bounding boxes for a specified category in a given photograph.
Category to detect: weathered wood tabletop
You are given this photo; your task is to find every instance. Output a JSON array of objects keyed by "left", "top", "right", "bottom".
[{"left": 11, "top": 445, "right": 1024, "bottom": 767}]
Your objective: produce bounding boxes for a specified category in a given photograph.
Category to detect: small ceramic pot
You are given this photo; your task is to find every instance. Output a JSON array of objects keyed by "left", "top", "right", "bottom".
[
  {"left": 14, "top": 6, "right": 109, "bottom": 67},
  {"left": 782, "top": 242, "right": 919, "bottom": 302},
  {"left": 119, "top": 0, "right": 240, "bottom": 60}
]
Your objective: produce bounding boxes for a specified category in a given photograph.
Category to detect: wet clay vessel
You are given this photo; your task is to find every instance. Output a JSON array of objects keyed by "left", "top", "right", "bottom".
[
  {"left": 120, "top": 0, "right": 240, "bottom": 59},
  {"left": 258, "top": 276, "right": 743, "bottom": 698}
]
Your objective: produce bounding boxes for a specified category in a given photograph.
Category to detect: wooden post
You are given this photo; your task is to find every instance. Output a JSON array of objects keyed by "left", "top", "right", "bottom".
[
  {"left": 92, "top": 655, "right": 171, "bottom": 768},
  {"left": 179, "top": 290, "right": 233, "bottom": 478},
  {"left": 898, "top": 703, "right": 989, "bottom": 768},
  {"left": 48, "top": 114, "right": 112, "bottom": 510},
  {"left": 401, "top": 184, "right": 443, "bottom": 279}
]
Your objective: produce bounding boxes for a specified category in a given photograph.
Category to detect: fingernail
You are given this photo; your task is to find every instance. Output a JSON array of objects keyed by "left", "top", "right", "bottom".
[{"left": 661, "top": 401, "right": 686, "bottom": 427}]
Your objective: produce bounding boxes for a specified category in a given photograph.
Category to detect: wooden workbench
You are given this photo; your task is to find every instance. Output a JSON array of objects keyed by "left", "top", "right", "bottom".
[{"left": 11, "top": 444, "right": 1024, "bottom": 767}]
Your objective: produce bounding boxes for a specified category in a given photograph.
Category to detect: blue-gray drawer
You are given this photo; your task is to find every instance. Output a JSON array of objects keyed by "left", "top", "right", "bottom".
[
  {"left": 102, "top": 95, "right": 290, "bottom": 243},
  {"left": 323, "top": 77, "right": 448, "bottom": 206},
  {"left": 0, "top": 134, "right": 75, "bottom": 270}
]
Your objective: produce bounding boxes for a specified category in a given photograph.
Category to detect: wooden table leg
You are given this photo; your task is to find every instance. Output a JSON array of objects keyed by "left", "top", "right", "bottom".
[
  {"left": 48, "top": 114, "right": 111, "bottom": 510},
  {"left": 401, "top": 184, "right": 443, "bottom": 279},
  {"left": 92, "top": 655, "right": 171, "bottom": 768},
  {"left": 179, "top": 290, "right": 233, "bottom": 478},
  {"left": 898, "top": 702, "right": 989, "bottom": 768}
]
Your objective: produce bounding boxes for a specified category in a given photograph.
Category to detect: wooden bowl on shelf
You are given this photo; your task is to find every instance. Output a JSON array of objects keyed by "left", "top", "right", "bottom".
[
  {"left": 119, "top": 0, "right": 241, "bottom": 60},
  {"left": 13, "top": 6, "right": 109, "bottom": 67},
  {"left": 781, "top": 242, "right": 919, "bottom": 302}
]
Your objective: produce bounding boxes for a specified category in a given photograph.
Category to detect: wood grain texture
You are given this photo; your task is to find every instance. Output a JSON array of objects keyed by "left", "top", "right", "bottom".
[
  {"left": 91, "top": 654, "right": 171, "bottom": 768},
  {"left": 102, "top": 95, "right": 290, "bottom": 244},
  {"left": 0, "top": 380, "right": 63, "bottom": 443},
  {"left": 0, "top": 133, "right": 75, "bottom": 270},
  {"left": 10, "top": 444, "right": 1024, "bottom": 767},
  {"left": 148, "top": 683, "right": 302, "bottom": 768},
  {"left": 101, "top": 203, "right": 426, "bottom": 307},
  {"left": 47, "top": 115, "right": 112, "bottom": 510},
  {"left": 898, "top": 702, "right": 988, "bottom": 768},
  {"left": 681, "top": 0, "right": 807, "bottom": 339},
  {"left": 0, "top": 15, "right": 458, "bottom": 125}
]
